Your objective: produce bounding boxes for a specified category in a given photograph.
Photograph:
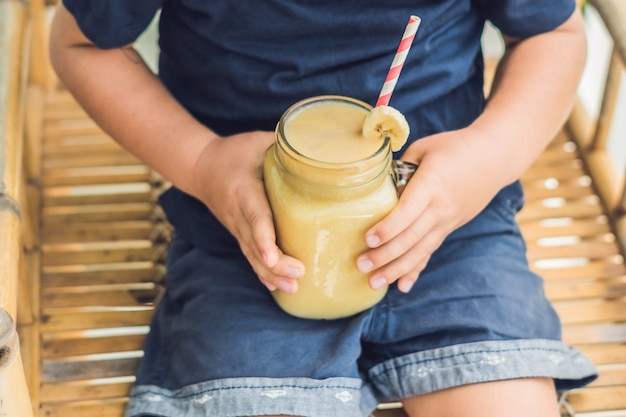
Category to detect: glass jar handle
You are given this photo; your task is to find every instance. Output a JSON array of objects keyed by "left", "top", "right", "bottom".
[{"left": 392, "top": 160, "right": 418, "bottom": 196}]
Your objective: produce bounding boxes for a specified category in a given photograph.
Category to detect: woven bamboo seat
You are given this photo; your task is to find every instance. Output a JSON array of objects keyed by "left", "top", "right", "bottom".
[
  {"left": 34, "top": 88, "right": 170, "bottom": 417},
  {"left": 1, "top": 1, "right": 625, "bottom": 416}
]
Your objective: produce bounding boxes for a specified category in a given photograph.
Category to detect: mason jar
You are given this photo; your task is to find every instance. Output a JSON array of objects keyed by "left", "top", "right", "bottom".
[{"left": 264, "top": 95, "right": 414, "bottom": 319}]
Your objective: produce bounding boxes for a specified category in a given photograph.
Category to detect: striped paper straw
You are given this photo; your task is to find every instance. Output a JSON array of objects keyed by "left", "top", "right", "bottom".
[{"left": 375, "top": 15, "right": 421, "bottom": 107}]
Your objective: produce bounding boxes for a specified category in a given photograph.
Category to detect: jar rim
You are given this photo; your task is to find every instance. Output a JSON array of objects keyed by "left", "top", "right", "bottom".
[{"left": 276, "top": 95, "right": 391, "bottom": 169}]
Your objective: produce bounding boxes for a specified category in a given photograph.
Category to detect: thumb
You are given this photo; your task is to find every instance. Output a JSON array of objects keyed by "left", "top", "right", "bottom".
[{"left": 399, "top": 137, "right": 428, "bottom": 165}]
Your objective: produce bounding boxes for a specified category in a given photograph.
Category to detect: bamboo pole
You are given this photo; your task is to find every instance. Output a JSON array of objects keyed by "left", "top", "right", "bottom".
[
  {"left": 18, "top": 84, "right": 44, "bottom": 417},
  {"left": 0, "top": 0, "right": 29, "bottom": 320},
  {"left": 588, "top": 0, "right": 626, "bottom": 66},
  {"left": 20, "top": 2, "right": 47, "bottom": 413},
  {"left": 590, "top": 50, "right": 623, "bottom": 153},
  {"left": 0, "top": 310, "right": 34, "bottom": 417},
  {"left": 29, "top": 0, "right": 57, "bottom": 90},
  {"left": 0, "top": 1, "right": 35, "bottom": 416},
  {"left": 0, "top": 1, "right": 29, "bottom": 207},
  {"left": 573, "top": 0, "right": 626, "bottom": 252}
]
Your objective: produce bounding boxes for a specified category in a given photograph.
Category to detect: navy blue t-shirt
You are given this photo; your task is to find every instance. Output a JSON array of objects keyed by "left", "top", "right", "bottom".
[{"left": 64, "top": 0, "right": 575, "bottom": 251}]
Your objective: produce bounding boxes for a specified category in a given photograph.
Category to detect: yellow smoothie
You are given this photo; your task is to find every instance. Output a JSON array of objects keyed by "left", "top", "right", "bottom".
[
  {"left": 264, "top": 96, "right": 399, "bottom": 319},
  {"left": 284, "top": 101, "right": 382, "bottom": 163}
]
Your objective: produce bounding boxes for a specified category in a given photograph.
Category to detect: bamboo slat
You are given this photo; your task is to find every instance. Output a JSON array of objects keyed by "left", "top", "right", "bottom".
[
  {"left": 567, "top": 386, "right": 626, "bottom": 413},
  {"left": 42, "top": 355, "right": 141, "bottom": 382},
  {"left": 526, "top": 239, "right": 620, "bottom": 261},
  {"left": 41, "top": 262, "right": 166, "bottom": 287},
  {"left": 374, "top": 409, "right": 408, "bottom": 417},
  {"left": 44, "top": 107, "right": 88, "bottom": 121},
  {"left": 533, "top": 136, "right": 578, "bottom": 163},
  {"left": 43, "top": 152, "right": 142, "bottom": 170},
  {"left": 40, "top": 378, "right": 135, "bottom": 403},
  {"left": 41, "top": 284, "right": 160, "bottom": 308},
  {"left": 533, "top": 259, "right": 626, "bottom": 281},
  {"left": 517, "top": 198, "right": 605, "bottom": 223},
  {"left": 591, "top": 365, "right": 626, "bottom": 388},
  {"left": 520, "top": 161, "right": 586, "bottom": 183},
  {"left": 43, "top": 118, "right": 103, "bottom": 138},
  {"left": 42, "top": 133, "right": 121, "bottom": 150},
  {"left": 41, "top": 240, "right": 160, "bottom": 266},
  {"left": 545, "top": 278, "right": 626, "bottom": 301},
  {"left": 43, "top": 183, "right": 154, "bottom": 207},
  {"left": 40, "top": 398, "right": 128, "bottom": 417},
  {"left": 520, "top": 217, "right": 611, "bottom": 241},
  {"left": 40, "top": 220, "right": 159, "bottom": 244},
  {"left": 42, "top": 202, "right": 157, "bottom": 224},
  {"left": 42, "top": 165, "right": 152, "bottom": 187},
  {"left": 554, "top": 300, "right": 626, "bottom": 325},
  {"left": 40, "top": 308, "right": 155, "bottom": 332},
  {"left": 579, "top": 344, "right": 626, "bottom": 366},
  {"left": 562, "top": 323, "right": 626, "bottom": 345},
  {"left": 42, "top": 333, "right": 148, "bottom": 358},
  {"left": 522, "top": 182, "right": 595, "bottom": 202}
]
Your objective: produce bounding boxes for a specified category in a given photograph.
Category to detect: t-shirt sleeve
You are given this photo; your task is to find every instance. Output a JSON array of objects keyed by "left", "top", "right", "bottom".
[
  {"left": 473, "top": 0, "right": 577, "bottom": 38},
  {"left": 63, "top": 0, "right": 163, "bottom": 49}
]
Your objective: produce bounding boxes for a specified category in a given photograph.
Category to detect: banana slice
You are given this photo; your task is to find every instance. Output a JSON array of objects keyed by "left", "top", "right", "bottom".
[{"left": 362, "top": 105, "right": 410, "bottom": 151}]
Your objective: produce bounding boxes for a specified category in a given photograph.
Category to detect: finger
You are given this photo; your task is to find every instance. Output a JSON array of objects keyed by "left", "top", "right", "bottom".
[
  {"left": 266, "top": 254, "right": 305, "bottom": 294},
  {"left": 397, "top": 268, "right": 424, "bottom": 293},
  {"left": 241, "top": 242, "right": 301, "bottom": 294},
  {"left": 364, "top": 170, "right": 433, "bottom": 249},
  {"left": 232, "top": 197, "right": 281, "bottom": 290},
  {"left": 249, "top": 212, "right": 304, "bottom": 277},
  {"left": 358, "top": 202, "right": 438, "bottom": 272},
  {"left": 367, "top": 225, "right": 444, "bottom": 290},
  {"left": 239, "top": 190, "right": 305, "bottom": 292},
  {"left": 260, "top": 278, "right": 277, "bottom": 292},
  {"left": 368, "top": 246, "right": 431, "bottom": 290},
  {"left": 397, "top": 277, "right": 416, "bottom": 293},
  {"left": 236, "top": 182, "right": 282, "bottom": 266}
]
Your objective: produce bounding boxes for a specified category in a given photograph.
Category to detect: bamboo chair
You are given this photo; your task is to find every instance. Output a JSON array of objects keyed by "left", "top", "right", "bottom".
[{"left": 1, "top": 1, "right": 625, "bottom": 416}]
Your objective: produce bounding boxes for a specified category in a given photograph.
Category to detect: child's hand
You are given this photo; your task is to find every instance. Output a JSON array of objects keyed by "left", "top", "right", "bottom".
[
  {"left": 358, "top": 5, "right": 587, "bottom": 295},
  {"left": 356, "top": 127, "right": 506, "bottom": 293},
  {"left": 190, "top": 131, "right": 305, "bottom": 294}
]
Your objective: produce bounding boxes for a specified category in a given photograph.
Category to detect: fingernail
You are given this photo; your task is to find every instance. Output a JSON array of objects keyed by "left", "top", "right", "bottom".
[
  {"left": 366, "top": 234, "right": 380, "bottom": 248},
  {"left": 286, "top": 266, "right": 301, "bottom": 278},
  {"left": 370, "top": 276, "right": 387, "bottom": 290},
  {"left": 357, "top": 258, "right": 374, "bottom": 273},
  {"left": 398, "top": 279, "right": 415, "bottom": 293},
  {"left": 277, "top": 279, "right": 297, "bottom": 294}
]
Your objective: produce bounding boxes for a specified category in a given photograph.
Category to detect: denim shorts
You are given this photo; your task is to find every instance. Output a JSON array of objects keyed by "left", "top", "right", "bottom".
[{"left": 124, "top": 183, "right": 597, "bottom": 417}]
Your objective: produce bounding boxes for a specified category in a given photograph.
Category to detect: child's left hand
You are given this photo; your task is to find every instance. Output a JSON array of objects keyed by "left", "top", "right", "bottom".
[{"left": 356, "top": 126, "right": 508, "bottom": 293}]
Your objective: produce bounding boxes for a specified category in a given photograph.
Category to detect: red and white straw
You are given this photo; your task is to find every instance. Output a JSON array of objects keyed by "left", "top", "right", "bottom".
[{"left": 375, "top": 15, "right": 421, "bottom": 107}]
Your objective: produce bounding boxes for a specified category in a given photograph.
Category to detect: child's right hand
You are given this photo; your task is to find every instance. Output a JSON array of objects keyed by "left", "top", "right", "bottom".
[{"left": 189, "top": 130, "right": 305, "bottom": 294}]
